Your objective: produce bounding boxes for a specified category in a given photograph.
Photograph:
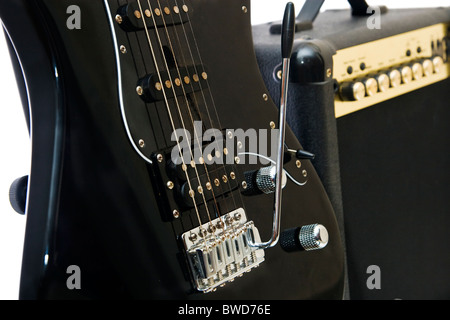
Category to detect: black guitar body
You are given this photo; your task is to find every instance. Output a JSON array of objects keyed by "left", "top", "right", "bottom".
[{"left": 0, "top": 0, "right": 344, "bottom": 299}]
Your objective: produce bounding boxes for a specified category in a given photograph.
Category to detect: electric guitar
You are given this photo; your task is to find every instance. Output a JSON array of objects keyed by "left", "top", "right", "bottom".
[{"left": 0, "top": 0, "right": 344, "bottom": 299}]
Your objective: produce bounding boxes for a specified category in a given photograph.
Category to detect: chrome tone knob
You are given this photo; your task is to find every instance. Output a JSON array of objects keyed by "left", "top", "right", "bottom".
[
  {"left": 411, "top": 62, "right": 424, "bottom": 80},
  {"left": 399, "top": 65, "right": 413, "bottom": 84},
  {"left": 387, "top": 69, "right": 402, "bottom": 87},
  {"left": 255, "top": 165, "right": 287, "bottom": 194},
  {"left": 362, "top": 77, "right": 378, "bottom": 96},
  {"left": 422, "top": 59, "right": 434, "bottom": 76},
  {"left": 339, "top": 81, "right": 366, "bottom": 101},
  {"left": 374, "top": 73, "right": 390, "bottom": 92},
  {"left": 280, "top": 224, "right": 329, "bottom": 252},
  {"left": 299, "top": 224, "right": 329, "bottom": 251},
  {"left": 432, "top": 56, "right": 444, "bottom": 73}
]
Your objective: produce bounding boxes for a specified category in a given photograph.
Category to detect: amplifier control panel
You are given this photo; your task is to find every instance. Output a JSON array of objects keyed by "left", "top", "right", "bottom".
[{"left": 333, "top": 23, "right": 449, "bottom": 118}]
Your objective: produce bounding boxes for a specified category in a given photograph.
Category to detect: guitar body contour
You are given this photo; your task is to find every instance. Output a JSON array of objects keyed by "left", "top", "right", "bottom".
[{"left": 0, "top": 0, "right": 344, "bottom": 299}]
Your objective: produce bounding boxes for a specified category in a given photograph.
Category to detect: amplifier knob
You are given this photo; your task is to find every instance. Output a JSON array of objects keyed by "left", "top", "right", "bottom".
[
  {"left": 374, "top": 73, "right": 390, "bottom": 92},
  {"left": 422, "top": 59, "right": 434, "bottom": 76},
  {"left": 339, "top": 81, "right": 366, "bottom": 101},
  {"left": 387, "top": 69, "right": 401, "bottom": 87},
  {"left": 411, "top": 62, "right": 424, "bottom": 80},
  {"left": 432, "top": 56, "right": 444, "bottom": 73},
  {"left": 399, "top": 66, "right": 413, "bottom": 84},
  {"left": 362, "top": 78, "right": 378, "bottom": 96}
]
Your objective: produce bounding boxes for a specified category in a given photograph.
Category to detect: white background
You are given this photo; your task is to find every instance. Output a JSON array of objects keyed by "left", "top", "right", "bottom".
[{"left": 0, "top": 0, "right": 447, "bottom": 299}]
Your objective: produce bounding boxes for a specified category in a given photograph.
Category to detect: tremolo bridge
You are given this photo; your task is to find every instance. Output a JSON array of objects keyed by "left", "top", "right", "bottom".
[
  {"left": 150, "top": 140, "right": 266, "bottom": 292},
  {"left": 181, "top": 208, "right": 265, "bottom": 293}
]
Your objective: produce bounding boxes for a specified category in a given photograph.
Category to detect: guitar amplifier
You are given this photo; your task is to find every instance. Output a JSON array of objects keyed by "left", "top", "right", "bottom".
[{"left": 253, "top": 4, "right": 450, "bottom": 299}]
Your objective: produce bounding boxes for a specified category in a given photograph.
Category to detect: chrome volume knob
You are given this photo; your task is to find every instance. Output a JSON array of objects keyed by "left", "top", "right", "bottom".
[
  {"left": 339, "top": 81, "right": 366, "bottom": 101},
  {"left": 374, "top": 73, "right": 390, "bottom": 92},
  {"left": 422, "top": 58, "right": 434, "bottom": 76},
  {"left": 399, "top": 65, "right": 413, "bottom": 84},
  {"left": 362, "top": 77, "right": 378, "bottom": 96},
  {"left": 280, "top": 224, "right": 329, "bottom": 252},
  {"left": 387, "top": 69, "right": 401, "bottom": 87},
  {"left": 255, "top": 165, "right": 287, "bottom": 194},
  {"left": 299, "top": 224, "right": 329, "bottom": 251},
  {"left": 411, "top": 62, "right": 424, "bottom": 80},
  {"left": 432, "top": 56, "right": 444, "bottom": 73}
]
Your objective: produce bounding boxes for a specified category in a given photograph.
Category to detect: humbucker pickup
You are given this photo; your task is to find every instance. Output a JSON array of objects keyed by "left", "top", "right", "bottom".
[
  {"left": 116, "top": 0, "right": 192, "bottom": 32},
  {"left": 181, "top": 208, "right": 265, "bottom": 293}
]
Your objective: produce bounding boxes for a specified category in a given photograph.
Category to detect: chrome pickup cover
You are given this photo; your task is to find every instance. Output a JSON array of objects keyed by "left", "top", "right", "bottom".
[{"left": 181, "top": 208, "right": 265, "bottom": 293}]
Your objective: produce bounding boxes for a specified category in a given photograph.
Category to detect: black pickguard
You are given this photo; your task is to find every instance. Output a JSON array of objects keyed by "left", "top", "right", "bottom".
[{"left": 0, "top": 0, "right": 344, "bottom": 299}]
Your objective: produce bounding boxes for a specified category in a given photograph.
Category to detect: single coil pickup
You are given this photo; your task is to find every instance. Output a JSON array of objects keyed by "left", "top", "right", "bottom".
[
  {"left": 180, "top": 165, "right": 239, "bottom": 208},
  {"left": 150, "top": 135, "right": 243, "bottom": 221},
  {"left": 116, "top": 0, "right": 192, "bottom": 32},
  {"left": 137, "top": 65, "right": 208, "bottom": 102},
  {"left": 167, "top": 136, "right": 227, "bottom": 182}
]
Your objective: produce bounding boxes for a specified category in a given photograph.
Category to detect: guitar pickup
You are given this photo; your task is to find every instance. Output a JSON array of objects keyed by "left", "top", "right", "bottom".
[
  {"left": 137, "top": 65, "right": 208, "bottom": 102},
  {"left": 149, "top": 136, "right": 245, "bottom": 222},
  {"left": 116, "top": 0, "right": 192, "bottom": 32},
  {"left": 180, "top": 164, "right": 239, "bottom": 208}
]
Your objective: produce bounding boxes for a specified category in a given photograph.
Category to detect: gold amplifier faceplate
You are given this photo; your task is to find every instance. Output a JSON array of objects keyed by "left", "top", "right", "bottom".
[{"left": 333, "top": 23, "right": 449, "bottom": 118}]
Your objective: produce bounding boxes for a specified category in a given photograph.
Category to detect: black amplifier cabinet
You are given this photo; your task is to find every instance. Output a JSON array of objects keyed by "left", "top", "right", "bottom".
[{"left": 253, "top": 6, "right": 450, "bottom": 299}]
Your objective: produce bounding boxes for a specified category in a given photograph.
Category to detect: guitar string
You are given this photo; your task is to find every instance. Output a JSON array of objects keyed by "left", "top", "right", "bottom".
[
  {"left": 127, "top": 31, "right": 167, "bottom": 150},
  {"left": 141, "top": 0, "right": 217, "bottom": 229},
  {"left": 167, "top": 0, "right": 250, "bottom": 224},
  {"left": 155, "top": 0, "right": 227, "bottom": 225},
  {"left": 174, "top": 0, "right": 248, "bottom": 215},
  {"left": 135, "top": 0, "right": 206, "bottom": 232},
  {"left": 169, "top": 0, "right": 241, "bottom": 214}
]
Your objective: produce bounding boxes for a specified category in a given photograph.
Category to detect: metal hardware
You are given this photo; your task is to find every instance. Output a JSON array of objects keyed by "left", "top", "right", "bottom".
[
  {"left": 182, "top": 208, "right": 265, "bottom": 293},
  {"left": 299, "top": 224, "right": 329, "bottom": 251},
  {"left": 255, "top": 166, "right": 287, "bottom": 194},
  {"left": 248, "top": 2, "right": 295, "bottom": 250},
  {"left": 279, "top": 223, "right": 329, "bottom": 252}
]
